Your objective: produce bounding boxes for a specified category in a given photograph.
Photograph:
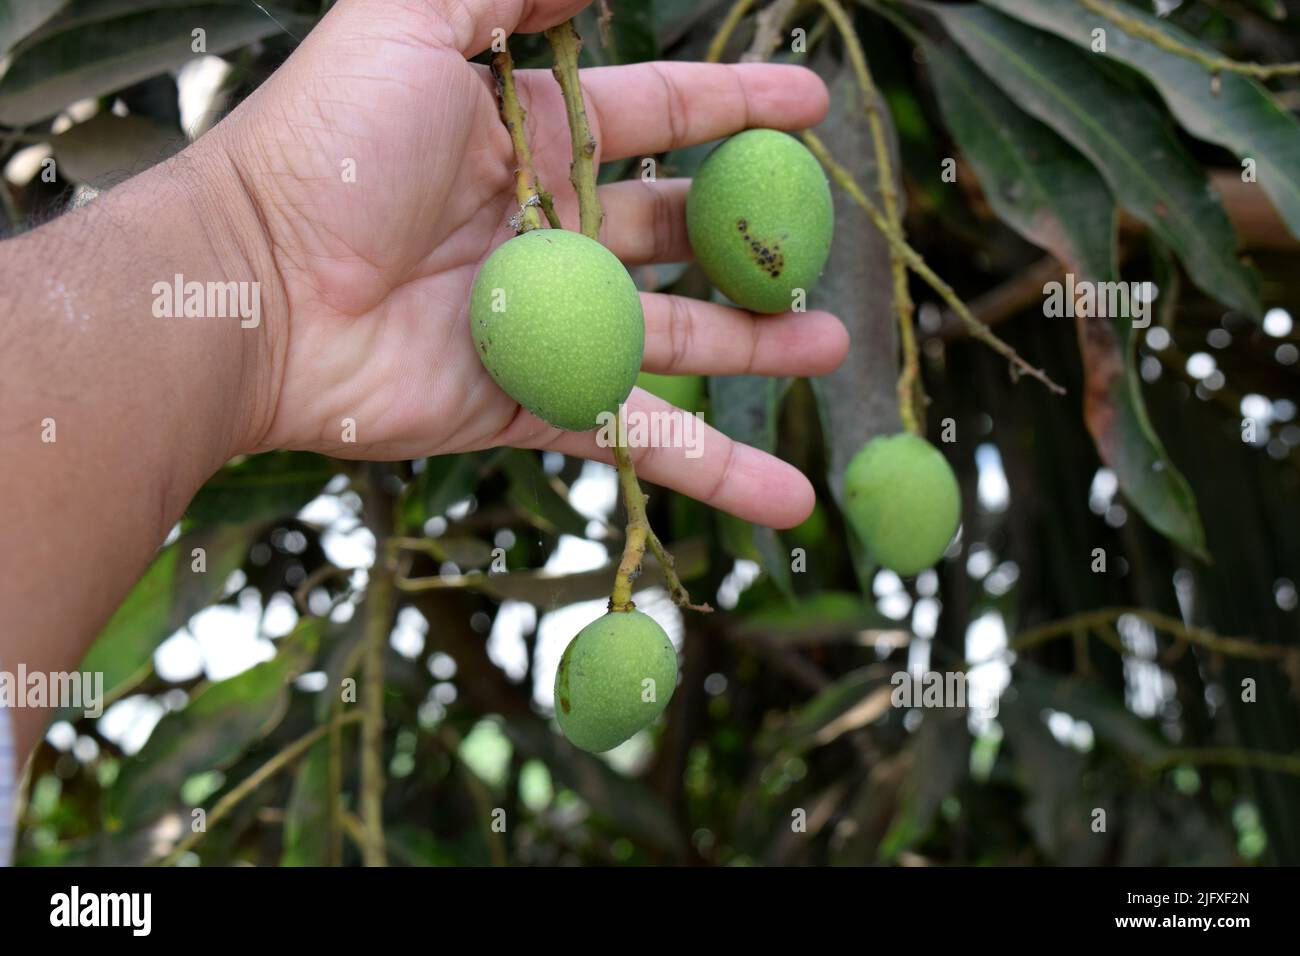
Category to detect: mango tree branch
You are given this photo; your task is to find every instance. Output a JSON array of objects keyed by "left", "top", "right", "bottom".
[
  {"left": 546, "top": 19, "right": 706, "bottom": 614},
  {"left": 802, "top": 130, "right": 1066, "bottom": 395},
  {"left": 490, "top": 45, "right": 558, "bottom": 232},
  {"left": 811, "top": 0, "right": 920, "bottom": 432},
  {"left": 545, "top": 21, "right": 602, "bottom": 239}
]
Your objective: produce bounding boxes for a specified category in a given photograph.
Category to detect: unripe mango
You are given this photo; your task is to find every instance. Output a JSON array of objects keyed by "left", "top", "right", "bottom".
[
  {"left": 554, "top": 609, "right": 678, "bottom": 753},
  {"left": 470, "top": 230, "right": 644, "bottom": 431},
  {"left": 686, "top": 129, "right": 833, "bottom": 314},
  {"left": 843, "top": 434, "right": 961, "bottom": 576},
  {"left": 636, "top": 371, "right": 705, "bottom": 412}
]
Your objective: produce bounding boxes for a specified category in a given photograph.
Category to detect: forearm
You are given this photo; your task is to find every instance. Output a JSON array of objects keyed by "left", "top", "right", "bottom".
[{"left": 0, "top": 140, "right": 282, "bottom": 759}]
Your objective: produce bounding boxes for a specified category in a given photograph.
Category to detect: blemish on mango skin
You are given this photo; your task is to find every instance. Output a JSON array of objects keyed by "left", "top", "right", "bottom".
[
  {"left": 736, "top": 218, "right": 786, "bottom": 279},
  {"left": 556, "top": 658, "right": 572, "bottom": 714}
]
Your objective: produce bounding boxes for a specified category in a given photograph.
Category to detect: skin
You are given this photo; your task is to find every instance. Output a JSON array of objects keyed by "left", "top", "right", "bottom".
[{"left": 0, "top": 0, "right": 848, "bottom": 762}]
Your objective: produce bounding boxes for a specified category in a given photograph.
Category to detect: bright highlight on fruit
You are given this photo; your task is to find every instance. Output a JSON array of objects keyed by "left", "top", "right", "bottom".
[
  {"left": 554, "top": 609, "right": 678, "bottom": 753},
  {"left": 686, "top": 129, "right": 834, "bottom": 314},
  {"left": 470, "top": 229, "right": 644, "bottom": 431},
  {"left": 843, "top": 433, "right": 961, "bottom": 576}
]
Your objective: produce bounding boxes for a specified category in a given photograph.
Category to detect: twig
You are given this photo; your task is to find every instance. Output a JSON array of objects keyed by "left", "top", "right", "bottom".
[
  {"left": 1145, "top": 747, "right": 1300, "bottom": 778},
  {"left": 158, "top": 711, "right": 363, "bottom": 865},
  {"left": 545, "top": 21, "right": 602, "bottom": 239},
  {"left": 996, "top": 606, "right": 1291, "bottom": 663},
  {"left": 812, "top": 0, "right": 921, "bottom": 432},
  {"left": 706, "top": 0, "right": 758, "bottom": 63},
  {"left": 802, "top": 130, "right": 1065, "bottom": 394},
  {"left": 546, "top": 19, "right": 708, "bottom": 614},
  {"left": 1079, "top": 0, "right": 1300, "bottom": 80},
  {"left": 490, "top": 45, "right": 554, "bottom": 233},
  {"left": 743, "top": 0, "right": 799, "bottom": 62}
]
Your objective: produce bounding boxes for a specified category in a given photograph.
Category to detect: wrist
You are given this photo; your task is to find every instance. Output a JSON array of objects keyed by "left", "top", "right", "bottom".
[{"left": 164, "top": 134, "right": 290, "bottom": 460}]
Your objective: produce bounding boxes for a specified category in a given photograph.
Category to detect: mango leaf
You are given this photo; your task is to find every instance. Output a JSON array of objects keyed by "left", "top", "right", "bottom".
[
  {"left": 0, "top": 0, "right": 66, "bottom": 57},
  {"left": 51, "top": 111, "right": 182, "bottom": 188},
  {"left": 187, "top": 451, "right": 336, "bottom": 526},
  {"left": 925, "top": 41, "right": 1116, "bottom": 280},
  {"left": 927, "top": 3, "right": 1259, "bottom": 317},
  {"left": 400, "top": 452, "right": 494, "bottom": 530},
  {"left": 280, "top": 737, "right": 331, "bottom": 866},
  {"left": 732, "top": 591, "right": 893, "bottom": 644},
  {"left": 1076, "top": 314, "right": 1208, "bottom": 559},
  {"left": 879, "top": 709, "right": 969, "bottom": 859},
  {"left": 0, "top": 3, "right": 310, "bottom": 125},
  {"left": 708, "top": 374, "right": 793, "bottom": 596},
  {"left": 503, "top": 719, "right": 684, "bottom": 855},
  {"left": 501, "top": 450, "right": 589, "bottom": 538},
  {"left": 764, "top": 665, "right": 894, "bottom": 754},
  {"left": 1010, "top": 665, "right": 1169, "bottom": 762},
  {"left": 581, "top": 0, "right": 657, "bottom": 65},
  {"left": 982, "top": 0, "right": 1300, "bottom": 243},
  {"left": 76, "top": 523, "right": 252, "bottom": 708},
  {"left": 104, "top": 623, "right": 318, "bottom": 833}
]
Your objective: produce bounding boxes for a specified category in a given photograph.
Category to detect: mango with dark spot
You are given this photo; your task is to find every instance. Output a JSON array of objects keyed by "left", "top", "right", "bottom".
[{"left": 687, "top": 129, "right": 833, "bottom": 314}]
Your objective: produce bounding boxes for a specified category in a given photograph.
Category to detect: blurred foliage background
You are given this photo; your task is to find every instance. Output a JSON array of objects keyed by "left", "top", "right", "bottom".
[{"left": 3, "top": 0, "right": 1299, "bottom": 866}]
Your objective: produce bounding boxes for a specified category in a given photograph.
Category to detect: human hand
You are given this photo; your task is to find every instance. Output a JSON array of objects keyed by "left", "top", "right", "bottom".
[{"left": 208, "top": 0, "right": 847, "bottom": 528}]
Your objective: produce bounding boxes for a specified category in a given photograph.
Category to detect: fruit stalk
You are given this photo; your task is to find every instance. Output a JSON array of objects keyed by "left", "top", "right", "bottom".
[
  {"left": 546, "top": 19, "right": 705, "bottom": 614},
  {"left": 545, "top": 21, "right": 602, "bottom": 240},
  {"left": 490, "top": 45, "right": 559, "bottom": 232}
]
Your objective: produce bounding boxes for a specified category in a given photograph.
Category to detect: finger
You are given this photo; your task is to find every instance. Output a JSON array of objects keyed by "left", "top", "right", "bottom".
[
  {"left": 641, "top": 295, "right": 849, "bottom": 377},
  {"left": 510, "top": 391, "right": 815, "bottom": 529},
  {"left": 597, "top": 179, "right": 692, "bottom": 265},
  {"left": 518, "top": 61, "right": 830, "bottom": 162}
]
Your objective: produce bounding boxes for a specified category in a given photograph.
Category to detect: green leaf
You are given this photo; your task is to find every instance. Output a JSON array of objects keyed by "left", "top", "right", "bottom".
[
  {"left": 582, "top": 0, "right": 657, "bottom": 65},
  {"left": 503, "top": 719, "right": 684, "bottom": 854},
  {"left": 400, "top": 452, "right": 491, "bottom": 531},
  {"left": 280, "top": 737, "right": 331, "bottom": 866},
  {"left": 51, "top": 111, "right": 182, "bottom": 188},
  {"left": 879, "top": 710, "right": 969, "bottom": 859},
  {"left": 501, "top": 450, "right": 589, "bottom": 538},
  {"left": 928, "top": 3, "right": 1259, "bottom": 316},
  {"left": 982, "top": 0, "right": 1300, "bottom": 243},
  {"left": 733, "top": 591, "right": 892, "bottom": 644},
  {"left": 925, "top": 41, "right": 1116, "bottom": 280},
  {"left": 0, "top": 3, "right": 311, "bottom": 125},
  {"left": 0, "top": 0, "right": 67, "bottom": 58},
  {"left": 187, "top": 451, "right": 336, "bottom": 526},
  {"left": 708, "top": 374, "right": 793, "bottom": 596},
  {"left": 105, "top": 623, "right": 317, "bottom": 832},
  {"left": 76, "top": 523, "right": 252, "bottom": 708},
  {"left": 1077, "top": 315, "right": 1208, "bottom": 559},
  {"left": 765, "top": 665, "right": 894, "bottom": 754}
]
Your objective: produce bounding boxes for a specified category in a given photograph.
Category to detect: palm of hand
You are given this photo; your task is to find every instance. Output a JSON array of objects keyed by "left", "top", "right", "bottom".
[{"left": 210, "top": 0, "right": 843, "bottom": 528}]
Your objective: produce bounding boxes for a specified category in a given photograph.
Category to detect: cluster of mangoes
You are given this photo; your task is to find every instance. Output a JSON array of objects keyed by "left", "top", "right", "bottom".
[{"left": 468, "top": 129, "right": 960, "bottom": 753}]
